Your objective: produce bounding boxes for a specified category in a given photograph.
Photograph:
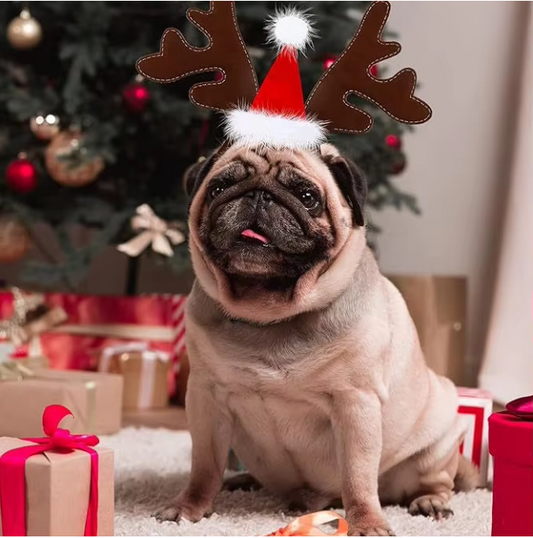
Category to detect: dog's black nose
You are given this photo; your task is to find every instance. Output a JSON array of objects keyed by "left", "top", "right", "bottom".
[{"left": 245, "top": 190, "right": 272, "bottom": 202}]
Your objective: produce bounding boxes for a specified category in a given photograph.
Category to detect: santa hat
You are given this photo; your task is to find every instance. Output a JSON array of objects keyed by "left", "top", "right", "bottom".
[{"left": 223, "top": 9, "right": 327, "bottom": 150}]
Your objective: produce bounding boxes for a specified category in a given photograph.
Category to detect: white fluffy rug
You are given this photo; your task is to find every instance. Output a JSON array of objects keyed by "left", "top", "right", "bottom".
[{"left": 100, "top": 427, "right": 492, "bottom": 536}]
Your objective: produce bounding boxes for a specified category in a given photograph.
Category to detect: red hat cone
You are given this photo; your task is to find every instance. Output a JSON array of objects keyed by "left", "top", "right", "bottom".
[{"left": 250, "top": 48, "right": 306, "bottom": 119}]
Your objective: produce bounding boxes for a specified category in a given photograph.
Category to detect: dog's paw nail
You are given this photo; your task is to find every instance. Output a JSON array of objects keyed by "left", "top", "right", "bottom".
[
  {"left": 152, "top": 505, "right": 182, "bottom": 523},
  {"left": 223, "top": 473, "right": 262, "bottom": 492},
  {"left": 408, "top": 496, "right": 453, "bottom": 520}
]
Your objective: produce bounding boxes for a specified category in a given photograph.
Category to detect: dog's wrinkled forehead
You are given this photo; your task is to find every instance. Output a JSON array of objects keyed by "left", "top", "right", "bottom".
[{"left": 206, "top": 145, "right": 332, "bottom": 190}]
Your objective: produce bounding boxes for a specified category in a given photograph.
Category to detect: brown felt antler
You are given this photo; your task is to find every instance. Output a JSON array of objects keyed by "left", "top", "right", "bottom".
[
  {"left": 305, "top": 1, "right": 432, "bottom": 133},
  {"left": 136, "top": 1, "right": 258, "bottom": 112}
]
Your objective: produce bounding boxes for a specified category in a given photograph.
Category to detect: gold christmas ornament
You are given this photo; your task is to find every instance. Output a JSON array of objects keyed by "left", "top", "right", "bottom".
[
  {"left": 30, "top": 114, "right": 60, "bottom": 140},
  {"left": 45, "top": 131, "right": 105, "bottom": 187},
  {"left": 7, "top": 9, "right": 42, "bottom": 50},
  {"left": 0, "top": 216, "right": 31, "bottom": 263}
]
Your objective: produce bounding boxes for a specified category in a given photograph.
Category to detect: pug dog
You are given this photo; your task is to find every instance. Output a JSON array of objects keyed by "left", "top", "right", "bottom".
[{"left": 156, "top": 142, "right": 478, "bottom": 535}]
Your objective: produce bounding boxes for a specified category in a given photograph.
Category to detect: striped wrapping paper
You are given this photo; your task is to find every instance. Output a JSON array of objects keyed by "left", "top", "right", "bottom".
[{"left": 169, "top": 294, "right": 187, "bottom": 375}]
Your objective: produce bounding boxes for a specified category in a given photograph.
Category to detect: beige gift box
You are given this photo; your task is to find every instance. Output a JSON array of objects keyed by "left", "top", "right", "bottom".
[
  {"left": 387, "top": 275, "right": 467, "bottom": 385},
  {"left": 0, "top": 369, "right": 123, "bottom": 438},
  {"left": 98, "top": 343, "right": 170, "bottom": 410},
  {"left": 0, "top": 437, "right": 114, "bottom": 536}
]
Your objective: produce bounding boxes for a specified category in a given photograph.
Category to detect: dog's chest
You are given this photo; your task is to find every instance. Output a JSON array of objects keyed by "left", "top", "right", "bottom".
[
  {"left": 207, "top": 320, "right": 335, "bottom": 392},
  {"left": 208, "top": 324, "right": 339, "bottom": 461},
  {"left": 211, "top": 334, "right": 340, "bottom": 492}
]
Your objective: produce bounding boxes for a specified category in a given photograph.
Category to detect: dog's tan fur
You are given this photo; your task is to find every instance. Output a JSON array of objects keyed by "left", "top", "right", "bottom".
[{"left": 157, "top": 144, "right": 475, "bottom": 535}]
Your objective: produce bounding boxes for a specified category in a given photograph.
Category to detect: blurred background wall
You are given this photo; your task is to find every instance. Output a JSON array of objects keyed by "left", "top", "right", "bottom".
[
  {"left": 373, "top": 1, "right": 528, "bottom": 384},
  {"left": 0, "top": 2, "right": 528, "bottom": 384}
]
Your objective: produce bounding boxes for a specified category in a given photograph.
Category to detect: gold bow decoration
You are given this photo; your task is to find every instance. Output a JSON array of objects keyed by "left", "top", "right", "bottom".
[
  {"left": 0, "top": 359, "right": 35, "bottom": 381},
  {"left": 0, "top": 287, "right": 68, "bottom": 354},
  {"left": 117, "top": 204, "right": 186, "bottom": 258},
  {"left": 0, "top": 287, "right": 43, "bottom": 340}
]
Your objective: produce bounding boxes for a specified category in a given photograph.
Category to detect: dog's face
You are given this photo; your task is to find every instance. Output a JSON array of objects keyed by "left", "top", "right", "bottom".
[{"left": 186, "top": 143, "right": 368, "bottom": 323}]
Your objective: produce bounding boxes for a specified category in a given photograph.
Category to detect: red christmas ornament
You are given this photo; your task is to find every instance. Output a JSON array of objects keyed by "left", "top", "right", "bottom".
[
  {"left": 123, "top": 82, "right": 151, "bottom": 112},
  {"left": 390, "top": 157, "right": 406, "bottom": 175},
  {"left": 386, "top": 134, "right": 402, "bottom": 150},
  {"left": 370, "top": 64, "right": 379, "bottom": 77},
  {"left": 6, "top": 156, "right": 38, "bottom": 193},
  {"left": 323, "top": 56, "right": 336, "bottom": 70}
]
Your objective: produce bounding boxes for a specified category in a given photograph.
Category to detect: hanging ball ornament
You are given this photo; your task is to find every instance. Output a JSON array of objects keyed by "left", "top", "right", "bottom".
[
  {"left": 390, "top": 157, "right": 407, "bottom": 175},
  {"left": 323, "top": 56, "right": 337, "bottom": 70},
  {"left": 385, "top": 134, "right": 402, "bottom": 150},
  {"left": 7, "top": 8, "right": 42, "bottom": 50},
  {"left": 6, "top": 154, "right": 38, "bottom": 193},
  {"left": 123, "top": 76, "right": 151, "bottom": 112},
  {"left": 45, "top": 131, "right": 104, "bottom": 187},
  {"left": 30, "top": 114, "right": 60, "bottom": 140},
  {"left": 0, "top": 216, "right": 31, "bottom": 263}
]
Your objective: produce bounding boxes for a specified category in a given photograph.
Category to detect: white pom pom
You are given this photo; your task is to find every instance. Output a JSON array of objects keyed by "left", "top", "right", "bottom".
[{"left": 265, "top": 9, "right": 316, "bottom": 53}]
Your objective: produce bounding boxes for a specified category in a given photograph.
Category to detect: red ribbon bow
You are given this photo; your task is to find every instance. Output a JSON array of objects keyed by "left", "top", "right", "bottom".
[
  {"left": 506, "top": 395, "right": 533, "bottom": 420},
  {"left": 0, "top": 405, "right": 100, "bottom": 536}
]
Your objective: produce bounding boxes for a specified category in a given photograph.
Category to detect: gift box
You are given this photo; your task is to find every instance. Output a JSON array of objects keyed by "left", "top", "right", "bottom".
[
  {"left": 489, "top": 396, "right": 533, "bottom": 537},
  {"left": 0, "top": 289, "right": 187, "bottom": 396},
  {"left": 457, "top": 387, "right": 493, "bottom": 486},
  {"left": 98, "top": 342, "right": 170, "bottom": 410},
  {"left": 388, "top": 276, "right": 467, "bottom": 385},
  {"left": 0, "top": 405, "right": 114, "bottom": 536},
  {"left": 0, "top": 366, "right": 123, "bottom": 437}
]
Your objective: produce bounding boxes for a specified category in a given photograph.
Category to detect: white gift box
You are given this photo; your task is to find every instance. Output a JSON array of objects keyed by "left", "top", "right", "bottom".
[{"left": 457, "top": 387, "right": 493, "bottom": 486}]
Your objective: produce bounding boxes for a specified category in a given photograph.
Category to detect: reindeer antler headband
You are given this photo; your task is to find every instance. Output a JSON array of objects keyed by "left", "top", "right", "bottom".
[{"left": 137, "top": 1, "right": 432, "bottom": 150}]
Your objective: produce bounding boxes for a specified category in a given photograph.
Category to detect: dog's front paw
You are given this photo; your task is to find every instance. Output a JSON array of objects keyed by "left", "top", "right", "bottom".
[
  {"left": 347, "top": 515, "right": 394, "bottom": 536},
  {"left": 408, "top": 495, "right": 454, "bottom": 520},
  {"left": 153, "top": 493, "right": 212, "bottom": 523}
]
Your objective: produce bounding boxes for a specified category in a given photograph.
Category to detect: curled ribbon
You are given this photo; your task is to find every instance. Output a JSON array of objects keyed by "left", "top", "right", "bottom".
[
  {"left": 506, "top": 395, "right": 533, "bottom": 420},
  {"left": 266, "top": 511, "right": 348, "bottom": 536},
  {"left": 117, "top": 204, "right": 185, "bottom": 257},
  {"left": 0, "top": 405, "right": 100, "bottom": 536}
]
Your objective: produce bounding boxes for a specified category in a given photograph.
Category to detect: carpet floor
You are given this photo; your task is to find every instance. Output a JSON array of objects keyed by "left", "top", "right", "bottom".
[{"left": 101, "top": 427, "right": 492, "bottom": 536}]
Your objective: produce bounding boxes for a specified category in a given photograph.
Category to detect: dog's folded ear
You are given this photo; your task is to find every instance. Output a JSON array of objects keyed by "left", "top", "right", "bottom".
[
  {"left": 183, "top": 143, "right": 229, "bottom": 203},
  {"left": 183, "top": 154, "right": 217, "bottom": 200},
  {"left": 320, "top": 144, "right": 367, "bottom": 227}
]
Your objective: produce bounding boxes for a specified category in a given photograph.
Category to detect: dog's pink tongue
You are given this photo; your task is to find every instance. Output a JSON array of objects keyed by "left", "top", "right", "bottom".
[{"left": 241, "top": 229, "right": 269, "bottom": 244}]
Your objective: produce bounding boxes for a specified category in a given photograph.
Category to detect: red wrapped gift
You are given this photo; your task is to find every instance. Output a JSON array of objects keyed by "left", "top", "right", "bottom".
[
  {"left": 489, "top": 396, "right": 533, "bottom": 536},
  {"left": 0, "top": 290, "right": 187, "bottom": 396}
]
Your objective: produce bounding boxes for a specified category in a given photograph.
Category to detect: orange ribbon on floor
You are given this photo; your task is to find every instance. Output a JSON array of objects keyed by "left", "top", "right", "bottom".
[{"left": 266, "top": 511, "right": 348, "bottom": 536}]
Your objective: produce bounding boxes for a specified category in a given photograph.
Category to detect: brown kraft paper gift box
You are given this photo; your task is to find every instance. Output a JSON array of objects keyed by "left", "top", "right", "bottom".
[
  {"left": 387, "top": 275, "right": 467, "bottom": 385},
  {"left": 0, "top": 437, "right": 114, "bottom": 536},
  {"left": 98, "top": 345, "right": 170, "bottom": 410},
  {"left": 0, "top": 370, "right": 123, "bottom": 438}
]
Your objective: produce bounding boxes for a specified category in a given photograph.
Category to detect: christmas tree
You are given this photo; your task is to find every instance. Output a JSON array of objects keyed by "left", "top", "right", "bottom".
[{"left": 0, "top": 1, "right": 420, "bottom": 293}]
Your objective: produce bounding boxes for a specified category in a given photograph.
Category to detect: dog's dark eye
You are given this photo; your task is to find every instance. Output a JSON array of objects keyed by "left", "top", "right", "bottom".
[
  {"left": 210, "top": 185, "right": 226, "bottom": 200},
  {"left": 299, "top": 190, "right": 318, "bottom": 210}
]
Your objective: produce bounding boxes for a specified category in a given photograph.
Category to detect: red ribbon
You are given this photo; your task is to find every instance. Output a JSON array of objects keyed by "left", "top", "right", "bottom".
[
  {"left": 0, "top": 405, "right": 100, "bottom": 536},
  {"left": 506, "top": 395, "right": 533, "bottom": 421}
]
